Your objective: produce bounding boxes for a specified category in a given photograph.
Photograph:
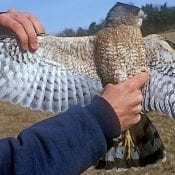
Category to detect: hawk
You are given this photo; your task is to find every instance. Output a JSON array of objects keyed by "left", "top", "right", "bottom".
[{"left": 0, "top": 1, "right": 174, "bottom": 169}]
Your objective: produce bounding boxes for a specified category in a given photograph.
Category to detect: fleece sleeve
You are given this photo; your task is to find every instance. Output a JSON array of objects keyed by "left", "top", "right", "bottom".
[{"left": 0, "top": 96, "right": 121, "bottom": 175}]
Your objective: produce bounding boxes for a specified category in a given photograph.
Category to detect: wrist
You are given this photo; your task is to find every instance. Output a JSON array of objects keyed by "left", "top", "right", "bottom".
[{"left": 85, "top": 96, "right": 121, "bottom": 147}]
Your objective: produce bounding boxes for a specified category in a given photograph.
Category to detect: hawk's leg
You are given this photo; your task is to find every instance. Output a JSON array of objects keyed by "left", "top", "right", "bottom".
[{"left": 123, "top": 129, "right": 135, "bottom": 159}]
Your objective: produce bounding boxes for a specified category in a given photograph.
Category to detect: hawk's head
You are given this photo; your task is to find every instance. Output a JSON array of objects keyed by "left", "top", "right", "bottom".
[{"left": 105, "top": 2, "right": 146, "bottom": 28}]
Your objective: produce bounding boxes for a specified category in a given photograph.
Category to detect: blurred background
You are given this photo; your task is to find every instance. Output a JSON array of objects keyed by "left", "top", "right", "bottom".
[{"left": 0, "top": 0, "right": 175, "bottom": 36}]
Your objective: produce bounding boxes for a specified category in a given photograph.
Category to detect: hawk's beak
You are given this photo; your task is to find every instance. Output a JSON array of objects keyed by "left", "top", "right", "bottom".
[{"left": 143, "top": 13, "right": 148, "bottom": 20}]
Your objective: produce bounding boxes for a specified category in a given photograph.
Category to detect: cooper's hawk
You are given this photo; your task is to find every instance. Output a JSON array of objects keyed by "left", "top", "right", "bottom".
[{"left": 0, "top": 2, "right": 173, "bottom": 169}]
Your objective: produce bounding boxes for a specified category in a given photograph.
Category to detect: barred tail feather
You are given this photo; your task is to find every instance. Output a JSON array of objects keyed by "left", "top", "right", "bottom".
[{"left": 95, "top": 113, "right": 165, "bottom": 169}]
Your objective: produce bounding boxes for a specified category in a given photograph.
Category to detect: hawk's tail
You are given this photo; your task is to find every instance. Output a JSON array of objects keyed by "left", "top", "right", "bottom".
[{"left": 95, "top": 113, "right": 165, "bottom": 169}]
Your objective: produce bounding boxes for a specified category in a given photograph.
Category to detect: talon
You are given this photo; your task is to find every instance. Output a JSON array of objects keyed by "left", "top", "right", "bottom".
[{"left": 123, "top": 129, "right": 135, "bottom": 159}]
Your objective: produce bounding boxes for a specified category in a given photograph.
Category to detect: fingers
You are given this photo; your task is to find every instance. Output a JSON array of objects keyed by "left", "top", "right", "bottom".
[
  {"left": 7, "top": 9, "right": 41, "bottom": 50},
  {"left": 120, "top": 114, "right": 141, "bottom": 131},
  {"left": 124, "top": 90, "right": 143, "bottom": 106},
  {"left": 7, "top": 9, "right": 37, "bottom": 50},
  {"left": 102, "top": 75, "right": 146, "bottom": 131},
  {"left": 23, "top": 12, "right": 45, "bottom": 34},
  {"left": 131, "top": 104, "right": 142, "bottom": 114},
  {"left": 128, "top": 114, "right": 141, "bottom": 129},
  {"left": 125, "top": 72, "right": 150, "bottom": 90},
  {"left": 0, "top": 9, "right": 45, "bottom": 51}
]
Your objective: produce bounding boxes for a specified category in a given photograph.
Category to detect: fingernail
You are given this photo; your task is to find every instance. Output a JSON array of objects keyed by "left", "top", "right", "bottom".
[
  {"left": 22, "top": 44, "right": 28, "bottom": 51},
  {"left": 31, "top": 43, "right": 38, "bottom": 50}
]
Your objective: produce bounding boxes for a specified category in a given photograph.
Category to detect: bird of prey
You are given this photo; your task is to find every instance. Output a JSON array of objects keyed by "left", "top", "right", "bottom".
[{"left": 0, "top": 1, "right": 174, "bottom": 169}]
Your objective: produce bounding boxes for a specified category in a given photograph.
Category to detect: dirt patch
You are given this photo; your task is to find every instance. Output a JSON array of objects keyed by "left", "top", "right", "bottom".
[
  {"left": 160, "top": 31, "right": 175, "bottom": 41},
  {"left": 0, "top": 101, "right": 52, "bottom": 138}
]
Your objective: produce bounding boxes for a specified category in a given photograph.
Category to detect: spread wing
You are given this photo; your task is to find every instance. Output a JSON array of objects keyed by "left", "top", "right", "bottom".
[
  {"left": 0, "top": 35, "right": 102, "bottom": 113},
  {"left": 142, "top": 34, "right": 175, "bottom": 119}
]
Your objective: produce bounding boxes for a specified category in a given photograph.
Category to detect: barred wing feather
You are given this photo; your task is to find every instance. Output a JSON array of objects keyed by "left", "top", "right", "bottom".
[
  {"left": 0, "top": 35, "right": 102, "bottom": 113},
  {"left": 143, "top": 34, "right": 175, "bottom": 119}
]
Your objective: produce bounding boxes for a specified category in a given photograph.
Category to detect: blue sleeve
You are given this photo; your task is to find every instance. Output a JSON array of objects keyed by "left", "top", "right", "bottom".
[{"left": 0, "top": 96, "right": 121, "bottom": 175}]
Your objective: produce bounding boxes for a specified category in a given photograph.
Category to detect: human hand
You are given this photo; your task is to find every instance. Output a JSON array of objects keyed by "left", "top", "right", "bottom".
[
  {"left": 101, "top": 72, "right": 149, "bottom": 131},
  {"left": 0, "top": 9, "right": 45, "bottom": 51}
]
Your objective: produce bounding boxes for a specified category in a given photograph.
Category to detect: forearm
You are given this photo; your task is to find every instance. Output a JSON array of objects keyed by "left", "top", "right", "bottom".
[{"left": 0, "top": 96, "right": 121, "bottom": 175}]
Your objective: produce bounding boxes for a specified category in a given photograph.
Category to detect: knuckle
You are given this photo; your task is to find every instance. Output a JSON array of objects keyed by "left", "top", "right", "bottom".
[
  {"left": 127, "top": 81, "right": 135, "bottom": 89},
  {"left": 134, "top": 114, "right": 141, "bottom": 123},
  {"left": 28, "top": 15, "right": 39, "bottom": 21},
  {"left": 13, "top": 22, "right": 23, "bottom": 31},
  {"left": 138, "top": 90, "right": 142, "bottom": 96},
  {"left": 135, "top": 90, "right": 143, "bottom": 101},
  {"left": 17, "top": 34, "right": 28, "bottom": 46},
  {"left": 0, "top": 13, "right": 6, "bottom": 22},
  {"left": 133, "top": 105, "right": 142, "bottom": 114},
  {"left": 0, "top": 12, "right": 11, "bottom": 22},
  {"left": 30, "top": 36, "right": 37, "bottom": 43},
  {"left": 21, "top": 39, "right": 28, "bottom": 46},
  {"left": 7, "top": 9, "right": 17, "bottom": 14},
  {"left": 137, "top": 114, "right": 141, "bottom": 122},
  {"left": 137, "top": 105, "right": 142, "bottom": 112},
  {"left": 24, "top": 25, "right": 36, "bottom": 36},
  {"left": 105, "top": 83, "right": 114, "bottom": 89},
  {"left": 26, "top": 14, "right": 42, "bottom": 26},
  {"left": 138, "top": 94, "right": 143, "bottom": 101}
]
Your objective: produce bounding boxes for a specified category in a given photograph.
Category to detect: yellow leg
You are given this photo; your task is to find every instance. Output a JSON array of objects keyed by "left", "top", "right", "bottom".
[{"left": 123, "top": 129, "right": 135, "bottom": 159}]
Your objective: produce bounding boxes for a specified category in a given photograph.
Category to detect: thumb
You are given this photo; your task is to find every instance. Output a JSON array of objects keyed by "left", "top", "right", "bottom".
[{"left": 126, "top": 72, "right": 150, "bottom": 89}]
